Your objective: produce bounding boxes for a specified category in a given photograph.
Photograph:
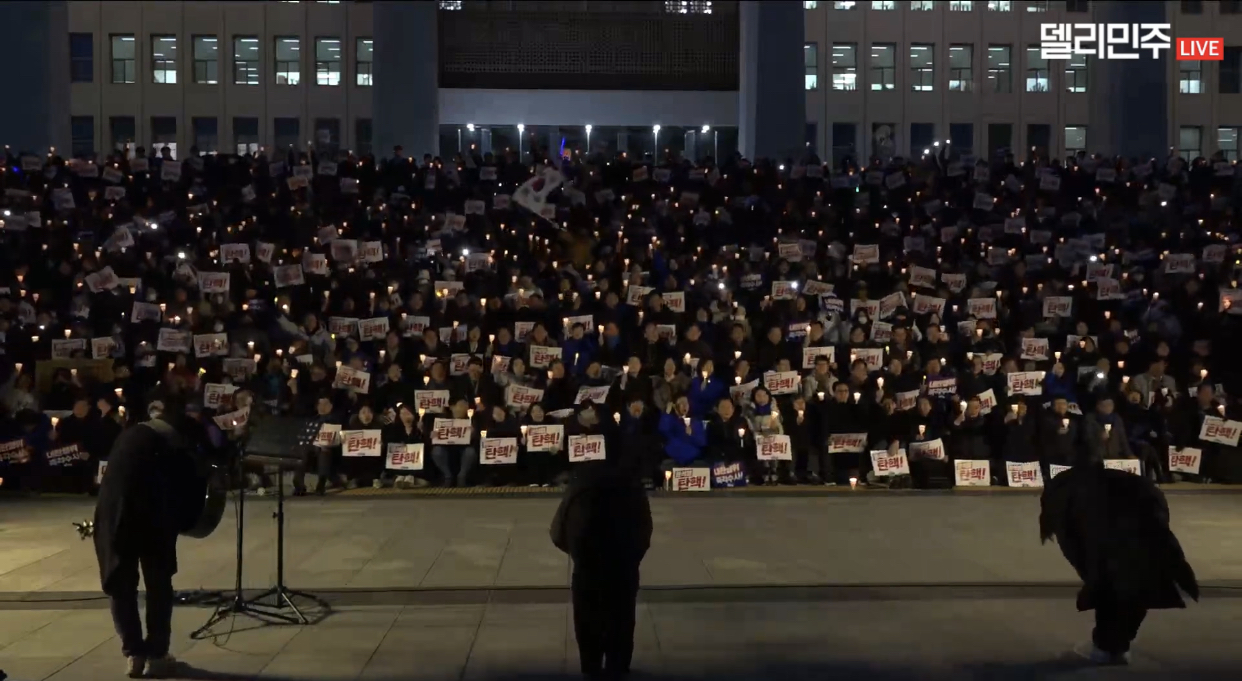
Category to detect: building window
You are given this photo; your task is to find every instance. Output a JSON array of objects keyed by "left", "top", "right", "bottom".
[
  {"left": 871, "top": 1, "right": 895, "bottom": 10},
  {"left": 110, "top": 116, "right": 136, "bottom": 156},
  {"left": 314, "top": 37, "right": 341, "bottom": 86},
  {"left": 1223, "top": 1, "right": 1242, "bottom": 13},
  {"left": 1027, "top": 123, "right": 1050, "bottom": 155},
  {"left": 949, "top": 44, "right": 973, "bottom": 91},
  {"left": 910, "top": 122, "right": 935, "bottom": 156},
  {"left": 1025, "top": 0, "right": 1048, "bottom": 11},
  {"left": 356, "top": 118, "right": 373, "bottom": 157},
  {"left": 910, "top": 1, "right": 934, "bottom": 10},
  {"left": 151, "top": 35, "right": 177, "bottom": 84},
  {"left": 1222, "top": 47, "right": 1242, "bottom": 94},
  {"left": 1219, "top": 127, "right": 1239, "bottom": 161},
  {"left": 70, "top": 33, "right": 93, "bottom": 83},
  {"left": 193, "top": 36, "right": 219, "bottom": 84},
  {"left": 110, "top": 35, "right": 136, "bottom": 84},
  {"left": 872, "top": 122, "right": 895, "bottom": 159},
  {"left": 275, "top": 117, "right": 301, "bottom": 150},
  {"left": 440, "top": 0, "right": 464, "bottom": 9},
  {"left": 832, "top": 43, "right": 857, "bottom": 91},
  {"left": 356, "top": 38, "right": 373, "bottom": 86},
  {"left": 1181, "top": 1, "right": 1202, "bottom": 12},
  {"left": 664, "top": 1, "right": 712, "bottom": 13},
  {"left": 1179, "top": 126, "right": 1201, "bottom": 159},
  {"left": 910, "top": 44, "right": 934, "bottom": 92},
  {"left": 71, "top": 116, "right": 94, "bottom": 157},
  {"left": 870, "top": 44, "right": 895, "bottom": 90},
  {"left": 1066, "top": 0, "right": 1088, "bottom": 11},
  {"left": 1065, "top": 53, "right": 1087, "bottom": 93},
  {"left": 949, "top": 1, "right": 973, "bottom": 10},
  {"left": 833, "top": 1, "right": 857, "bottom": 8},
  {"left": 831, "top": 122, "right": 857, "bottom": 164},
  {"left": 1180, "top": 59, "right": 1204, "bottom": 94},
  {"left": 233, "top": 36, "right": 259, "bottom": 85},
  {"left": 805, "top": 1, "right": 819, "bottom": 8},
  {"left": 192, "top": 117, "right": 218, "bottom": 154},
  {"left": 1025, "top": 45, "right": 1048, "bottom": 92},
  {"left": 988, "top": 123, "right": 1012, "bottom": 156},
  {"left": 314, "top": 118, "right": 340, "bottom": 153},
  {"left": 151, "top": 116, "right": 177, "bottom": 159},
  {"left": 950, "top": 123, "right": 974, "bottom": 156},
  {"left": 987, "top": 45, "right": 1012, "bottom": 93},
  {"left": 805, "top": 43, "right": 819, "bottom": 90},
  {"left": 1064, "top": 126, "right": 1086, "bottom": 156},
  {"left": 988, "top": 0, "right": 1011, "bottom": 9},
  {"left": 275, "top": 37, "right": 301, "bottom": 85},
  {"left": 235, "top": 117, "right": 259, "bottom": 155}
]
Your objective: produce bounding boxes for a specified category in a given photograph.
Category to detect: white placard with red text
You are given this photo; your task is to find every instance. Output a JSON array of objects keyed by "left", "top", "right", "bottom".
[
  {"left": 480, "top": 437, "right": 519, "bottom": 465},
  {"left": 386, "top": 443, "right": 425, "bottom": 470},
  {"left": 1199, "top": 417, "right": 1241, "bottom": 447},
  {"left": 755, "top": 434, "right": 793, "bottom": 461},
  {"left": 954, "top": 459, "right": 991, "bottom": 486},
  {"left": 870, "top": 449, "right": 910, "bottom": 476},
  {"left": 672, "top": 468, "right": 711, "bottom": 492},
  {"left": 1168, "top": 446, "right": 1202, "bottom": 475},
  {"left": 341, "top": 429, "right": 383, "bottom": 457},
  {"left": 909, "top": 438, "right": 946, "bottom": 461},
  {"left": 431, "top": 419, "right": 473, "bottom": 445},
  {"left": 568, "top": 434, "right": 607, "bottom": 462},
  {"left": 827, "top": 433, "right": 868, "bottom": 454},
  {"left": 525, "top": 424, "right": 564, "bottom": 452},
  {"left": 1005, "top": 461, "right": 1044, "bottom": 487}
]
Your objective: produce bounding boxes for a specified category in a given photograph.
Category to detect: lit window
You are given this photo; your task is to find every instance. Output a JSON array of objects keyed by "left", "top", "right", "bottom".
[
  {"left": 949, "top": 44, "right": 973, "bottom": 91},
  {"left": 275, "top": 37, "right": 300, "bottom": 85},
  {"left": 833, "top": 1, "right": 857, "bottom": 8},
  {"left": 234, "top": 36, "right": 259, "bottom": 85},
  {"left": 1025, "top": 1, "right": 1048, "bottom": 11},
  {"left": 151, "top": 35, "right": 177, "bottom": 84},
  {"left": 871, "top": 0, "right": 895, "bottom": 9},
  {"left": 805, "top": 43, "right": 819, "bottom": 90},
  {"left": 1178, "top": 126, "right": 1201, "bottom": 159},
  {"left": 804, "top": 0, "right": 819, "bottom": 7},
  {"left": 1065, "top": 53, "right": 1087, "bottom": 93},
  {"left": 1025, "top": 45, "right": 1048, "bottom": 92},
  {"left": 439, "top": 0, "right": 463, "bottom": 9},
  {"left": 1218, "top": 127, "right": 1239, "bottom": 161},
  {"left": 1064, "top": 126, "right": 1086, "bottom": 156},
  {"left": 664, "top": 0, "right": 713, "bottom": 13},
  {"left": 911, "top": 44, "right": 934, "bottom": 92},
  {"left": 987, "top": 0, "right": 1011, "bottom": 10},
  {"left": 950, "top": 1, "right": 973, "bottom": 10},
  {"left": 193, "top": 36, "right": 219, "bottom": 85},
  {"left": 356, "top": 38, "right": 373, "bottom": 86},
  {"left": 314, "top": 37, "right": 341, "bottom": 86},
  {"left": 910, "top": 1, "right": 934, "bottom": 9},
  {"left": 987, "top": 45, "right": 1011, "bottom": 93},
  {"left": 832, "top": 43, "right": 857, "bottom": 91},
  {"left": 870, "top": 44, "right": 895, "bottom": 91}
]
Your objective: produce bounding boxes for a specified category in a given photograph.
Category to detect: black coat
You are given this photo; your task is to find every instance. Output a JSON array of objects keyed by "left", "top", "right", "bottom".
[
  {"left": 1039, "top": 464, "right": 1198, "bottom": 612},
  {"left": 550, "top": 466, "right": 652, "bottom": 572},
  {"left": 92, "top": 423, "right": 198, "bottom": 590}
]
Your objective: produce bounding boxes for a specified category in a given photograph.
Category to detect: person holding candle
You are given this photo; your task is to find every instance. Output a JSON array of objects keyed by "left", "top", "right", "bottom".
[
  {"left": 687, "top": 358, "right": 726, "bottom": 419},
  {"left": 1038, "top": 397, "right": 1081, "bottom": 471},
  {"left": 657, "top": 396, "right": 708, "bottom": 472}
]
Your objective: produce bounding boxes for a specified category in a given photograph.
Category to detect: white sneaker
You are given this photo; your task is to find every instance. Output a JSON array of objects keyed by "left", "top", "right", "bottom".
[
  {"left": 1074, "top": 643, "right": 1129, "bottom": 665},
  {"left": 145, "top": 654, "right": 178, "bottom": 678},
  {"left": 126, "top": 655, "right": 146, "bottom": 678},
  {"left": 256, "top": 487, "right": 268, "bottom": 496},
  {"left": 372, "top": 479, "right": 383, "bottom": 489}
]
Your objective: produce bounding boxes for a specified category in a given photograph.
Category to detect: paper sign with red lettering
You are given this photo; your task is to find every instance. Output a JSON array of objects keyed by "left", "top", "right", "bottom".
[
  {"left": 870, "top": 449, "right": 910, "bottom": 476},
  {"left": 802, "top": 345, "right": 834, "bottom": 369},
  {"left": 954, "top": 459, "right": 991, "bottom": 486},
  {"left": 525, "top": 424, "right": 564, "bottom": 452},
  {"left": 565, "top": 314, "right": 593, "bottom": 331},
  {"left": 568, "top": 434, "right": 607, "bottom": 463},
  {"left": 505, "top": 385, "right": 544, "bottom": 409},
  {"left": 941, "top": 272, "right": 967, "bottom": 294},
  {"left": 1042, "top": 296, "right": 1073, "bottom": 318},
  {"left": 1007, "top": 371, "right": 1043, "bottom": 396},
  {"left": 895, "top": 389, "right": 920, "bottom": 412},
  {"left": 197, "top": 272, "right": 230, "bottom": 294},
  {"left": 575, "top": 385, "right": 611, "bottom": 405},
  {"left": 212, "top": 407, "right": 250, "bottom": 432},
  {"left": 853, "top": 348, "right": 884, "bottom": 373},
  {"left": 491, "top": 355, "right": 511, "bottom": 374},
  {"left": 448, "top": 353, "right": 470, "bottom": 376},
  {"left": 730, "top": 379, "right": 759, "bottom": 404},
  {"left": 529, "top": 345, "right": 562, "bottom": 369},
  {"left": 1199, "top": 417, "right": 1241, "bottom": 447},
  {"left": 777, "top": 242, "right": 802, "bottom": 262},
  {"left": 1096, "top": 277, "right": 1124, "bottom": 301},
  {"left": 193, "top": 333, "right": 228, "bottom": 358},
  {"left": 850, "top": 299, "right": 880, "bottom": 320},
  {"left": 131, "top": 302, "right": 162, "bottom": 323},
  {"left": 1020, "top": 338, "right": 1050, "bottom": 361},
  {"left": 513, "top": 321, "right": 535, "bottom": 343},
  {"left": 672, "top": 468, "right": 711, "bottom": 492},
  {"left": 662, "top": 291, "right": 686, "bottom": 313},
  {"left": 1104, "top": 459, "right": 1142, "bottom": 476},
  {"left": 156, "top": 329, "right": 191, "bottom": 353},
  {"left": 625, "top": 285, "right": 654, "bottom": 307},
  {"left": 771, "top": 281, "right": 797, "bottom": 301},
  {"left": 981, "top": 353, "right": 1004, "bottom": 375},
  {"left": 254, "top": 242, "right": 275, "bottom": 263},
  {"left": 51, "top": 338, "right": 86, "bottom": 360},
  {"left": 977, "top": 389, "right": 997, "bottom": 415},
  {"left": 1168, "top": 446, "right": 1202, "bottom": 475},
  {"left": 414, "top": 390, "right": 451, "bottom": 412},
  {"left": 909, "top": 266, "right": 936, "bottom": 290},
  {"left": 909, "top": 438, "right": 946, "bottom": 461},
  {"left": 1164, "top": 253, "right": 1195, "bottom": 274},
  {"left": 333, "top": 366, "right": 371, "bottom": 394},
  {"left": 315, "top": 423, "right": 341, "bottom": 448},
  {"left": 203, "top": 383, "right": 238, "bottom": 410},
  {"left": 360, "top": 241, "right": 383, "bottom": 263},
  {"left": 803, "top": 280, "right": 833, "bottom": 296},
  {"left": 341, "top": 429, "right": 383, "bottom": 457},
  {"left": 480, "top": 437, "right": 519, "bottom": 465},
  {"left": 92, "top": 336, "right": 117, "bottom": 359},
  {"left": 852, "top": 244, "right": 880, "bottom": 265},
  {"left": 1005, "top": 461, "right": 1044, "bottom": 488},
  {"left": 967, "top": 298, "right": 997, "bottom": 319},
  {"left": 1085, "top": 262, "right": 1114, "bottom": 282},
  {"left": 85, "top": 267, "right": 119, "bottom": 293},
  {"left": 222, "top": 358, "right": 256, "bottom": 380},
  {"left": 221, "top": 243, "right": 251, "bottom": 264},
  {"left": 358, "top": 317, "right": 390, "bottom": 342},
  {"left": 274, "top": 264, "right": 305, "bottom": 288},
  {"left": 763, "top": 371, "right": 800, "bottom": 395},
  {"left": 386, "top": 443, "right": 424, "bottom": 470},
  {"left": 828, "top": 433, "right": 867, "bottom": 454},
  {"left": 912, "top": 294, "right": 946, "bottom": 316},
  {"left": 432, "top": 418, "right": 473, "bottom": 445},
  {"left": 329, "top": 317, "right": 358, "bottom": 337},
  {"left": 756, "top": 434, "right": 793, "bottom": 461}
]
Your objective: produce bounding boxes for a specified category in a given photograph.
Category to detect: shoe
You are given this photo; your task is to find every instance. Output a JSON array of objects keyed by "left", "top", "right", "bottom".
[
  {"left": 145, "top": 654, "right": 177, "bottom": 678},
  {"left": 292, "top": 487, "right": 307, "bottom": 497},
  {"left": 126, "top": 655, "right": 146, "bottom": 678},
  {"left": 411, "top": 477, "right": 430, "bottom": 488},
  {"left": 372, "top": 479, "right": 383, "bottom": 489},
  {"left": 345, "top": 479, "right": 359, "bottom": 490},
  {"left": 1073, "top": 643, "right": 1129, "bottom": 665},
  {"left": 256, "top": 487, "right": 268, "bottom": 496},
  {"left": 823, "top": 481, "right": 837, "bottom": 487}
]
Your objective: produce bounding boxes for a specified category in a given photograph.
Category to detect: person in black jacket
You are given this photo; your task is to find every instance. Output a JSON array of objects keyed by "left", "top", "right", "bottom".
[{"left": 551, "top": 464, "right": 653, "bottom": 680}]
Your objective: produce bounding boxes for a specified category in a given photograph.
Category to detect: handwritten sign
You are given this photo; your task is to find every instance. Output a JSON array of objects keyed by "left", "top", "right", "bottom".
[
  {"left": 870, "top": 449, "right": 910, "bottom": 476},
  {"left": 568, "top": 434, "right": 607, "bottom": 462},
  {"left": 756, "top": 434, "right": 793, "bottom": 461},
  {"left": 672, "top": 467, "right": 711, "bottom": 492},
  {"left": 386, "top": 443, "right": 424, "bottom": 471},
  {"left": 954, "top": 459, "right": 992, "bottom": 486},
  {"left": 1005, "top": 461, "right": 1043, "bottom": 488},
  {"left": 480, "top": 437, "right": 519, "bottom": 465},
  {"left": 432, "top": 418, "right": 473, "bottom": 445},
  {"left": 909, "top": 438, "right": 946, "bottom": 461},
  {"left": 1007, "top": 371, "right": 1043, "bottom": 396}
]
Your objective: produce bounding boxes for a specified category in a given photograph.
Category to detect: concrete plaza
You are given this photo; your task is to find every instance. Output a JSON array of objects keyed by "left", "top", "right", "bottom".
[{"left": 1, "top": 492, "right": 1240, "bottom": 679}]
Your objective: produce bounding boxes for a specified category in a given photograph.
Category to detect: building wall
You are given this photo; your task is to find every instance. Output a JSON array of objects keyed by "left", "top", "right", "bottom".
[{"left": 804, "top": 0, "right": 1242, "bottom": 161}]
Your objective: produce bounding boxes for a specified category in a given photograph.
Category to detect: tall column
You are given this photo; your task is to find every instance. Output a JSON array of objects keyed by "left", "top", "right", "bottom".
[
  {"left": 0, "top": 1, "right": 68, "bottom": 154},
  {"left": 373, "top": 2, "right": 439, "bottom": 159},
  {"left": 1096, "top": 1, "right": 1167, "bottom": 159},
  {"left": 738, "top": 1, "right": 805, "bottom": 162}
]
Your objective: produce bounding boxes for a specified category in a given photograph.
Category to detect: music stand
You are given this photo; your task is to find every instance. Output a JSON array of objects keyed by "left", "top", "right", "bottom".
[{"left": 191, "top": 417, "right": 323, "bottom": 638}]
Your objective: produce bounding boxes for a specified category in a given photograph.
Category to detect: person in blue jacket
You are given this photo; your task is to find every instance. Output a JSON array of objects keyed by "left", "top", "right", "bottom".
[
  {"left": 1044, "top": 362, "right": 1078, "bottom": 402},
  {"left": 658, "top": 396, "right": 708, "bottom": 467},
  {"left": 561, "top": 322, "right": 597, "bottom": 377},
  {"left": 687, "top": 359, "right": 727, "bottom": 419}
]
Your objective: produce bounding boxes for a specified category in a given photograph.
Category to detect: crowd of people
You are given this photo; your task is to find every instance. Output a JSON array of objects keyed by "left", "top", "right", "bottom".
[{"left": 0, "top": 137, "right": 1239, "bottom": 495}]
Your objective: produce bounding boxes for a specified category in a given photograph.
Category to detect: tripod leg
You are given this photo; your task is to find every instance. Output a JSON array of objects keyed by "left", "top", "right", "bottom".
[{"left": 278, "top": 589, "right": 309, "bottom": 624}]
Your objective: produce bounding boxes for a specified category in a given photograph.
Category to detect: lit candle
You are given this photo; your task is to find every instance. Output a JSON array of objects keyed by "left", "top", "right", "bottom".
[{"left": 613, "top": 412, "right": 621, "bottom": 424}]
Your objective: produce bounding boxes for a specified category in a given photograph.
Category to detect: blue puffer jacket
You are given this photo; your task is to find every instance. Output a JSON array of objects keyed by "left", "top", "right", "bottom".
[
  {"left": 688, "top": 376, "right": 727, "bottom": 419},
  {"left": 658, "top": 412, "right": 708, "bottom": 465}
]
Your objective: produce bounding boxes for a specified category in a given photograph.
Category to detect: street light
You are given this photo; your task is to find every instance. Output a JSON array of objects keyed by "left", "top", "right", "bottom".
[
  {"left": 585, "top": 124, "right": 592, "bottom": 154},
  {"left": 517, "top": 123, "right": 525, "bottom": 159},
  {"left": 653, "top": 124, "right": 661, "bottom": 158},
  {"left": 466, "top": 123, "right": 475, "bottom": 132}
]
